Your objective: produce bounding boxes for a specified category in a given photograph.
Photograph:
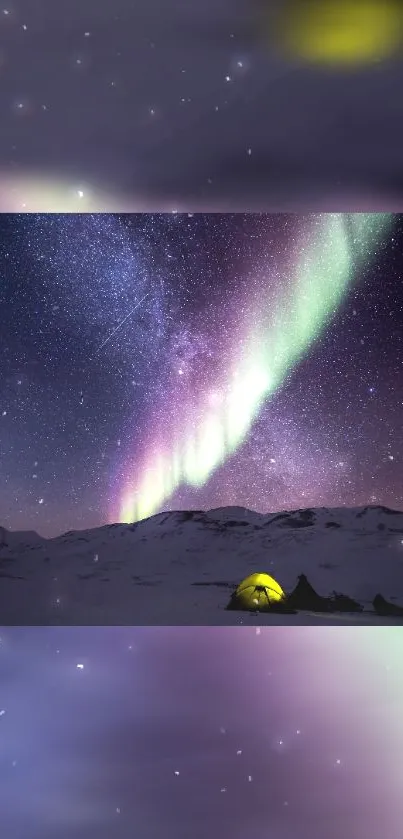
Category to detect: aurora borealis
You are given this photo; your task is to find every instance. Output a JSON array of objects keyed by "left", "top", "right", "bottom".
[
  {"left": 1, "top": 625, "right": 403, "bottom": 839},
  {"left": 0, "top": 212, "right": 402, "bottom": 538},
  {"left": 1, "top": 212, "right": 403, "bottom": 834},
  {"left": 2, "top": 9, "right": 403, "bottom": 838},
  {"left": 120, "top": 213, "right": 392, "bottom": 522}
]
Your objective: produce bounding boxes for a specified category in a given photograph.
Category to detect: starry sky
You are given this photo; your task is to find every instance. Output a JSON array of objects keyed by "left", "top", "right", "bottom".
[
  {"left": 1, "top": 0, "right": 403, "bottom": 211},
  {"left": 1, "top": 625, "right": 403, "bottom": 839},
  {"left": 0, "top": 211, "right": 402, "bottom": 538}
]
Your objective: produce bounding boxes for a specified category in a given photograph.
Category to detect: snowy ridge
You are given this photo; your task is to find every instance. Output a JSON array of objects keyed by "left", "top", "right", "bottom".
[{"left": 0, "top": 505, "right": 403, "bottom": 624}]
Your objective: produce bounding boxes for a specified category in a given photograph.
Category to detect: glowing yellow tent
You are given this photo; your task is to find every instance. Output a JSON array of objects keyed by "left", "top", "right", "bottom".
[{"left": 228, "top": 572, "right": 286, "bottom": 611}]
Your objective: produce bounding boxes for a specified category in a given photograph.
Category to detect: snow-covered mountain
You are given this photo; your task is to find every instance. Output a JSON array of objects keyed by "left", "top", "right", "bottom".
[{"left": 1, "top": 505, "right": 403, "bottom": 625}]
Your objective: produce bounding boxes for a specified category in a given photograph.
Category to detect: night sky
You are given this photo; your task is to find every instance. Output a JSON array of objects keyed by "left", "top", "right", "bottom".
[
  {"left": 0, "top": 625, "right": 403, "bottom": 839},
  {"left": 1, "top": 212, "right": 402, "bottom": 537},
  {"left": 1, "top": 0, "right": 403, "bottom": 211}
]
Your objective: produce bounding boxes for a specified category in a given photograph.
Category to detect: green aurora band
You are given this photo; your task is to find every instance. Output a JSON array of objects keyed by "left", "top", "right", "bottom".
[{"left": 119, "top": 213, "right": 393, "bottom": 524}]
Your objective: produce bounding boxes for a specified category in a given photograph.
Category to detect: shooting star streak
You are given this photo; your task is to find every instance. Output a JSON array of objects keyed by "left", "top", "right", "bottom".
[
  {"left": 94, "top": 294, "right": 151, "bottom": 355},
  {"left": 118, "top": 213, "right": 393, "bottom": 524}
]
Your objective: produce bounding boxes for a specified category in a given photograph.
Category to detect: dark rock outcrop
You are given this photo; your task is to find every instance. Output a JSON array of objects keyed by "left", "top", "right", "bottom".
[
  {"left": 287, "top": 574, "right": 363, "bottom": 613},
  {"left": 227, "top": 573, "right": 365, "bottom": 615},
  {"left": 373, "top": 593, "right": 403, "bottom": 617},
  {"left": 0, "top": 526, "right": 8, "bottom": 550},
  {"left": 287, "top": 574, "right": 332, "bottom": 612},
  {"left": 330, "top": 592, "right": 363, "bottom": 613}
]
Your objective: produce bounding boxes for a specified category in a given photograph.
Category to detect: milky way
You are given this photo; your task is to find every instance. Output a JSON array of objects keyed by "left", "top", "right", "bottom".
[
  {"left": 1, "top": 626, "right": 403, "bottom": 839},
  {"left": 120, "top": 213, "right": 392, "bottom": 521},
  {"left": 0, "top": 212, "right": 402, "bottom": 538}
]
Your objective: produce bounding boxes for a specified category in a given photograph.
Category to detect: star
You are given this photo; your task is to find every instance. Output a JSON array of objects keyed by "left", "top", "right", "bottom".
[{"left": 0, "top": 211, "right": 401, "bottom": 541}]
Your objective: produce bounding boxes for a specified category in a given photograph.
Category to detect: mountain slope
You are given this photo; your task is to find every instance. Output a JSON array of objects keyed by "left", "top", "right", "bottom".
[{"left": 1, "top": 505, "right": 403, "bottom": 624}]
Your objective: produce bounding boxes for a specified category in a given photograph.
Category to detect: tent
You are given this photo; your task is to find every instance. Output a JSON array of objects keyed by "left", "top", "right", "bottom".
[
  {"left": 227, "top": 572, "right": 286, "bottom": 611},
  {"left": 227, "top": 571, "right": 364, "bottom": 614}
]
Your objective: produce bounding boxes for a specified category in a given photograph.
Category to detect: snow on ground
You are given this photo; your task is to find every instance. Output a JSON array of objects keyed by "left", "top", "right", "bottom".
[{"left": 1, "top": 505, "right": 403, "bottom": 625}]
